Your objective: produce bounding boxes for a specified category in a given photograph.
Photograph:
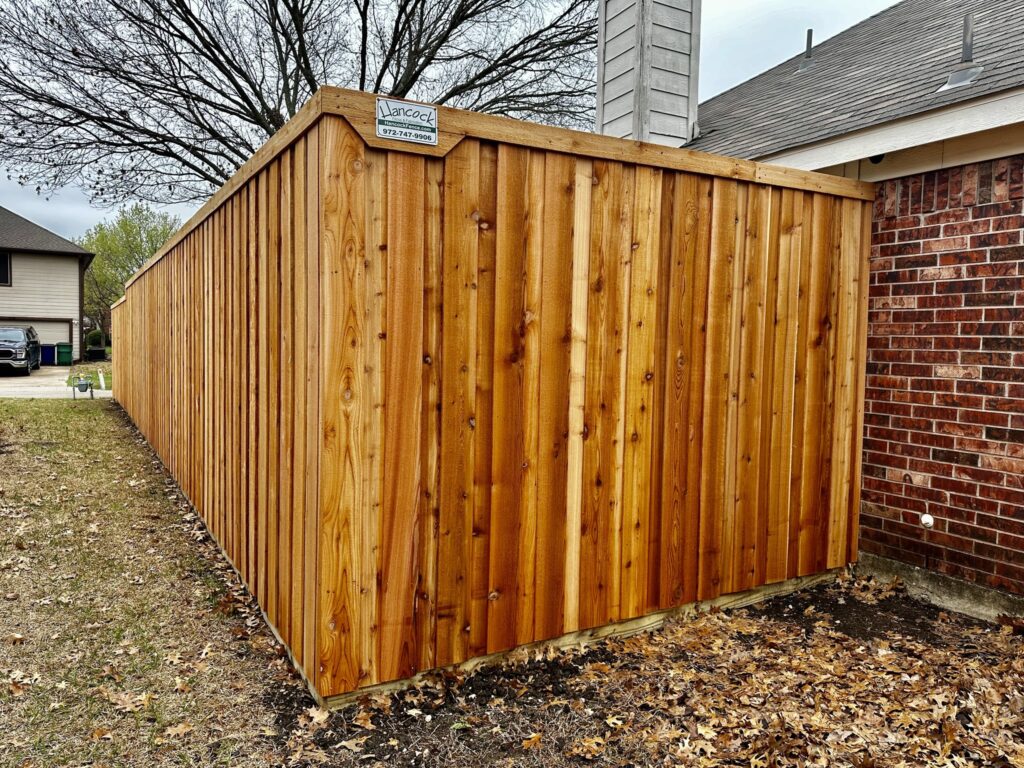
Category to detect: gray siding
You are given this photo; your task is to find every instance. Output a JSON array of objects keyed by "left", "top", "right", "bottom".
[
  {"left": 595, "top": 0, "right": 700, "bottom": 147},
  {"left": 0, "top": 252, "right": 82, "bottom": 359}
]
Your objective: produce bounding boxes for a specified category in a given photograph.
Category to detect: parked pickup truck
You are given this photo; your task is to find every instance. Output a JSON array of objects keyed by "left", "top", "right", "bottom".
[{"left": 0, "top": 325, "right": 41, "bottom": 375}]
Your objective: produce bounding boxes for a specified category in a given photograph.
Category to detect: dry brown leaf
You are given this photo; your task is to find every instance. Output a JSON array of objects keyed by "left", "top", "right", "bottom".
[
  {"left": 163, "top": 721, "right": 193, "bottom": 738},
  {"left": 338, "top": 735, "right": 369, "bottom": 752},
  {"left": 570, "top": 735, "right": 606, "bottom": 760},
  {"left": 352, "top": 709, "right": 376, "bottom": 730},
  {"left": 304, "top": 705, "right": 330, "bottom": 727},
  {"left": 522, "top": 732, "right": 543, "bottom": 750}
]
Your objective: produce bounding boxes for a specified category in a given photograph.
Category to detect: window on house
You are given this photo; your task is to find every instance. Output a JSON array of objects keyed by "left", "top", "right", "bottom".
[{"left": 0, "top": 253, "right": 9, "bottom": 286}]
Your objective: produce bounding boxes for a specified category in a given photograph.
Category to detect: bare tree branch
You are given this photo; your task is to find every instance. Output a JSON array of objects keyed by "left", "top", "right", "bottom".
[{"left": 0, "top": 0, "right": 596, "bottom": 205}]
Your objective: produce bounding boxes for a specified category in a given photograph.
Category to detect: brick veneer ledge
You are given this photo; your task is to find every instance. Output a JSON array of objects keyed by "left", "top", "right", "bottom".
[{"left": 861, "top": 153, "right": 1024, "bottom": 595}]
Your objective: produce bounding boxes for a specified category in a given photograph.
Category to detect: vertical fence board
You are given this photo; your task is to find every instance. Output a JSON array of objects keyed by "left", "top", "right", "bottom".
[
  {"left": 488, "top": 143, "right": 528, "bottom": 653},
  {"left": 112, "top": 93, "right": 872, "bottom": 703},
  {"left": 416, "top": 157, "right": 444, "bottom": 673},
  {"left": 302, "top": 125, "right": 321, "bottom": 676},
  {"left": 470, "top": 143, "right": 497, "bottom": 659},
  {"left": 535, "top": 151, "right": 575, "bottom": 639},
  {"left": 698, "top": 178, "right": 738, "bottom": 601},
  {"left": 580, "top": 161, "right": 634, "bottom": 628},
  {"left": 437, "top": 139, "right": 481, "bottom": 667},
  {"left": 562, "top": 157, "right": 592, "bottom": 635},
  {"left": 621, "top": 166, "right": 662, "bottom": 617},
  {"left": 378, "top": 152, "right": 425, "bottom": 682},
  {"left": 658, "top": 172, "right": 711, "bottom": 608},
  {"left": 317, "top": 116, "right": 366, "bottom": 694}
]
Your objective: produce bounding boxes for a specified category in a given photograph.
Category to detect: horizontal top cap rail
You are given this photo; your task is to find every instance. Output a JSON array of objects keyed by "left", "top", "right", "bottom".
[{"left": 120, "top": 86, "right": 875, "bottom": 295}]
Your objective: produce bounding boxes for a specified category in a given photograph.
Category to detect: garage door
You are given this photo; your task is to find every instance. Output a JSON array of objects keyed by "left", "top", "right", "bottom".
[{"left": 18, "top": 320, "right": 71, "bottom": 346}]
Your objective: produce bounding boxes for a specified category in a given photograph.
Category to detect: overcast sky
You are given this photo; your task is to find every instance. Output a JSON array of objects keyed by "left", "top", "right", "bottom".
[{"left": 0, "top": 0, "right": 897, "bottom": 243}]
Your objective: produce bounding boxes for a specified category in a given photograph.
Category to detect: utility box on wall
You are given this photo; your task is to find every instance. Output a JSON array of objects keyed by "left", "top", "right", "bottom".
[{"left": 113, "top": 87, "right": 873, "bottom": 703}]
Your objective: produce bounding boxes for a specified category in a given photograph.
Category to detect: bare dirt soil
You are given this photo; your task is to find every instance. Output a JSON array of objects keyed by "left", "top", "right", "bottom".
[{"left": 2, "top": 399, "right": 1022, "bottom": 768}]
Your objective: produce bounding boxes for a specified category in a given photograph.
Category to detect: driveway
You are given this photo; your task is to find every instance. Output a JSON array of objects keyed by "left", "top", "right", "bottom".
[{"left": 0, "top": 365, "right": 112, "bottom": 399}]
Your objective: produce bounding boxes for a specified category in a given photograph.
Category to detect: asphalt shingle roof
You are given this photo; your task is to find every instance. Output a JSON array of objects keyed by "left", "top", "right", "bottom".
[
  {"left": 0, "top": 206, "right": 90, "bottom": 256},
  {"left": 688, "top": 0, "right": 1024, "bottom": 160}
]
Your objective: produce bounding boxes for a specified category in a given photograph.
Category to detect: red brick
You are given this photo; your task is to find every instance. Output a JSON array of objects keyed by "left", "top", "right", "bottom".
[
  {"left": 924, "top": 209, "right": 969, "bottom": 226},
  {"left": 979, "top": 484, "right": 1024, "bottom": 506},
  {"left": 936, "top": 420, "right": 983, "bottom": 437},
  {"left": 965, "top": 291, "right": 1016, "bottom": 307},
  {"left": 910, "top": 377, "right": 953, "bottom": 392},
  {"left": 942, "top": 219, "right": 990, "bottom": 237},
  {"left": 936, "top": 309, "right": 982, "bottom": 323},
  {"left": 908, "top": 431, "right": 956, "bottom": 450},
  {"left": 961, "top": 322, "right": 1011, "bottom": 336},
  {"left": 934, "top": 335, "right": 982, "bottom": 351},
  {"left": 972, "top": 200, "right": 1023, "bottom": 218},
  {"left": 970, "top": 231, "right": 1021, "bottom": 248},
  {"left": 933, "top": 364, "right": 980, "bottom": 379},
  {"left": 879, "top": 242, "right": 924, "bottom": 257},
  {"left": 983, "top": 366, "right": 1024, "bottom": 382},
  {"left": 913, "top": 350, "right": 959, "bottom": 364},
  {"left": 959, "top": 409, "right": 1010, "bottom": 427},
  {"left": 898, "top": 226, "right": 942, "bottom": 242},
  {"left": 974, "top": 541, "right": 1022, "bottom": 564},
  {"left": 990, "top": 245, "right": 1024, "bottom": 261},
  {"left": 985, "top": 307, "right": 1024, "bottom": 321},
  {"left": 918, "top": 295, "right": 965, "bottom": 310},
  {"left": 938, "top": 249, "right": 989, "bottom": 265},
  {"left": 959, "top": 351, "right": 1013, "bottom": 366},
  {"left": 954, "top": 465, "right": 1006, "bottom": 486},
  {"left": 949, "top": 494, "right": 998, "bottom": 515},
  {"left": 922, "top": 236, "right": 968, "bottom": 253},
  {"left": 991, "top": 215, "right": 1024, "bottom": 231},
  {"left": 965, "top": 261, "right": 1017, "bottom": 278},
  {"left": 891, "top": 282, "right": 934, "bottom": 297},
  {"left": 985, "top": 426, "right": 1024, "bottom": 443},
  {"left": 963, "top": 165, "right": 979, "bottom": 207},
  {"left": 878, "top": 214, "right": 920, "bottom": 231},
  {"left": 891, "top": 442, "right": 930, "bottom": 460},
  {"left": 982, "top": 336, "right": 1024, "bottom": 351},
  {"left": 957, "top": 379, "right": 1006, "bottom": 396},
  {"left": 871, "top": 400, "right": 912, "bottom": 416},
  {"left": 956, "top": 437, "right": 1010, "bottom": 455}
]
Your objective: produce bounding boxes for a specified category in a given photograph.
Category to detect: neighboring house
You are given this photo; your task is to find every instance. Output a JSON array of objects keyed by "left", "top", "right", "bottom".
[
  {"left": 688, "top": 0, "right": 1024, "bottom": 595},
  {"left": 0, "top": 206, "right": 94, "bottom": 362}
]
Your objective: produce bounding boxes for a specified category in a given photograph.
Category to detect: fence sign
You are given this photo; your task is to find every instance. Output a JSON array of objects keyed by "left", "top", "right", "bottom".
[{"left": 375, "top": 97, "right": 438, "bottom": 145}]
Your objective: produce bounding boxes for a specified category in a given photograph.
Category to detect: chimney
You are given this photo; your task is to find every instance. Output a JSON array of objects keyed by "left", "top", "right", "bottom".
[{"left": 595, "top": 0, "right": 702, "bottom": 146}]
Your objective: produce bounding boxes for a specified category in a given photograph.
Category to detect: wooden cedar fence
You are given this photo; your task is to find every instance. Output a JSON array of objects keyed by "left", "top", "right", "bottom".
[{"left": 112, "top": 87, "right": 874, "bottom": 701}]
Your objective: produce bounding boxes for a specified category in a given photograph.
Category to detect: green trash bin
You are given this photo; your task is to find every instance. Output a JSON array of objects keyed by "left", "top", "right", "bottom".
[{"left": 56, "top": 342, "right": 73, "bottom": 366}]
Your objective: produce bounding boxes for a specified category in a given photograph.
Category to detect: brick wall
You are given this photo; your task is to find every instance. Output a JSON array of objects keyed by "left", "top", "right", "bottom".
[{"left": 862, "top": 154, "right": 1024, "bottom": 595}]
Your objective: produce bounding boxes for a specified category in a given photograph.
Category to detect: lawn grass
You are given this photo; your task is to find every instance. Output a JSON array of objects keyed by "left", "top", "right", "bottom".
[{"left": 0, "top": 400, "right": 301, "bottom": 766}]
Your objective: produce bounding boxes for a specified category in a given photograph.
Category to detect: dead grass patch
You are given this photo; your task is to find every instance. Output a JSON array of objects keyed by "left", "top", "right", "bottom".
[{"left": 0, "top": 400, "right": 304, "bottom": 766}]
